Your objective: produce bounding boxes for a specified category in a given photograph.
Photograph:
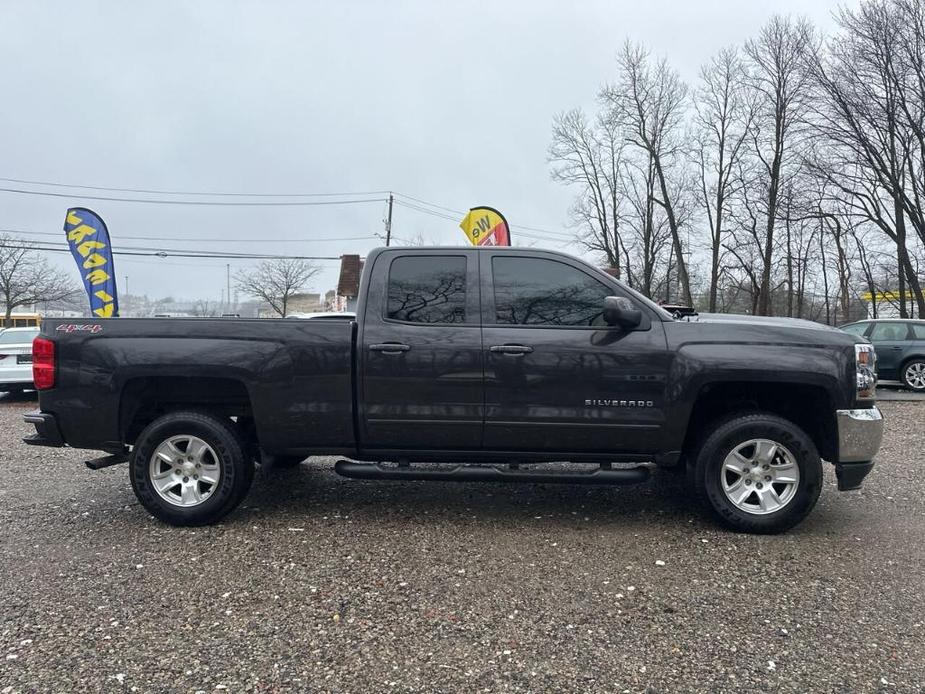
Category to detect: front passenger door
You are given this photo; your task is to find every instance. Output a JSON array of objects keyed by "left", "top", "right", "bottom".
[{"left": 480, "top": 253, "right": 670, "bottom": 454}]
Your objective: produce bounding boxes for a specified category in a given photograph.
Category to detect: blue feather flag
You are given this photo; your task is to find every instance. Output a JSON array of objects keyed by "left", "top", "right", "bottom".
[{"left": 63, "top": 208, "right": 119, "bottom": 318}]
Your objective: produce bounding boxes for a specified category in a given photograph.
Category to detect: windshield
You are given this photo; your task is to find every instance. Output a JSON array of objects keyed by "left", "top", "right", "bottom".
[
  {"left": 0, "top": 329, "right": 39, "bottom": 345},
  {"left": 613, "top": 280, "right": 675, "bottom": 321}
]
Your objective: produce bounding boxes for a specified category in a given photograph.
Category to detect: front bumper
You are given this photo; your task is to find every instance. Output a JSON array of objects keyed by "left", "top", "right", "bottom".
[
  {"left": 22, "top": 411, "right": 65, "bottom": 447},
  {"left": 834, "top": 407, "right": 883, "bottom": 491}
]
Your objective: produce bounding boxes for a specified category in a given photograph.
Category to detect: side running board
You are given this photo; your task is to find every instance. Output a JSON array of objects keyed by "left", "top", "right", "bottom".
[
  {"left": 334, "top": 460, "right": 650, "bottom": 485},
  {"left": 85, "top": 453, "right": 129, "bottom": 470}
]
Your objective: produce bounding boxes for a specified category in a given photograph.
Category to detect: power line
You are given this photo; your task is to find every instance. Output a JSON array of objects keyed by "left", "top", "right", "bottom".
[
  {"left": 1, "top": 228, "right": 378, "bottom": 244},
  {"left": 393, "top": 192, "right": 466, "bottom": 216},
  {"left": 0, "top": 173, "right": 573, "bottom": 237},
  {"left": 511, "top": 221, "right": 574, "bottom": 237},
  {"left": 393, "top": 199, "right": 573, "bottom": 245},
  {"left": 0, "top": 176, "right": 389, "bottom": 199},
  {"left": 118, "top": 256, "right": 250, "bottom": 269},
  {"left": 0, "top": 241, "right": 341, "bottom": 261},
  {"left": 0, "top": 187, "right": 387, "bottom": 207},
  {"left": 393, "top": 199, "right": 458, "bottom": 222},
  {"left": 393, "top": 191, "right": 573, "bottom": 238},
  {"left": 3, "top": 238, "right": 307, "bottom": 257}
]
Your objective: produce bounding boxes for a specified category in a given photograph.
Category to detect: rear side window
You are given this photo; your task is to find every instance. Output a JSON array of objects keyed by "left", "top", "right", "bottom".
[
  {"left": 912, "top": 324, "right": 925, "bottom": 339},
  {"left": 0, "top": 329, "right": 38, "bottom": 345},
  {"left": 870, "top": 322, "right": 910, "bottom": 341},
  {"left": 492, "top": 257, "right": 613, "bottom": 326},
  {"left": 840, "top": 323, "right": 869, "bottom": 336},
  {"left": 386, "top": 256, "right": 467, "bottom": 324}
]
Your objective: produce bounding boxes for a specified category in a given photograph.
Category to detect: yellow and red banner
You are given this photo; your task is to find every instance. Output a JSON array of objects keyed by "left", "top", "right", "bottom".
[{"left": 459, "top": 206, "right": 511, "bottom": 246}]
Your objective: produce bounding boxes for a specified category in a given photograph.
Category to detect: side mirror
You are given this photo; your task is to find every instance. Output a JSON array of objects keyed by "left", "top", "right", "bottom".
[{"left": 603, "top": 296, "right": 642, "bottom": 329}]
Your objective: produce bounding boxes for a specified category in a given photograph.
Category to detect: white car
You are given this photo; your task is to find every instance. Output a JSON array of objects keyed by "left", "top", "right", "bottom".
[
  {"left": 0, "top": 326, "right": 39, "bottom": 393},
  {"left": 285, "top": 312, "right": 356, "bottom": 321}
]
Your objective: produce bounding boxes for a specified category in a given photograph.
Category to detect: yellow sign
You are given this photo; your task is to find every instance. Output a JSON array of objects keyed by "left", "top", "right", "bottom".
[
  {"left": 459, "top": 206, "right": 511, "bottom": 246},
  {"left": 862, "top": 290, "right": 920, "bottom": 302}
]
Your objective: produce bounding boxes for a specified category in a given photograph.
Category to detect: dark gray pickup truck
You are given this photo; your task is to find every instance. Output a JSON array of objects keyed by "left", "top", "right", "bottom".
[{"left": 24, "top": 247, "right": 884, "bottom": 533}]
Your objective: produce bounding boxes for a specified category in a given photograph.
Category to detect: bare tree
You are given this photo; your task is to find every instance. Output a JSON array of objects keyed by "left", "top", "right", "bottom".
[
  {"left": 603, "top": 42, "right": 693, "bottom": 305},
  {"left": 234, "top": 258, "right": 321, "bottom": 318},
  {"left": 191, "top": 300, "right": 222, "bottom": 318},
  {"left": 0, "top": 234, "right": 79, "bottom": 322},
  {"left": 544, "top": 2, "right": 925, "bottom": 322},
  {"left": 744, "top": 16, "right": 815, "bottom": 316},
  {"left": 694, "top": 46, "right": 755, "bottom": 311},
  {"left": 809, "top": 0, "right": 925, "bottom": 316},
  {"left": 620, "top": 152, "right": 673, "bottom": 295},
  {"left": 549, "top": 108, "right": 625, "bottom": 273}
]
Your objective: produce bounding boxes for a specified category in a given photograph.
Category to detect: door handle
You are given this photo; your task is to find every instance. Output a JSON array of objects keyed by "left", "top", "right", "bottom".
[
  {"left": 369, "top": 343, "right": 411, "bottom": 353},
  {"left": 490, "top": 344, "right": 534, "bottom": 355}
]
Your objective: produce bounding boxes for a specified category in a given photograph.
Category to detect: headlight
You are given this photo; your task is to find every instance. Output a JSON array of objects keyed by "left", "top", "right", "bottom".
[{"left": 855, "top": 343, "right": 877, "bottom": 400}]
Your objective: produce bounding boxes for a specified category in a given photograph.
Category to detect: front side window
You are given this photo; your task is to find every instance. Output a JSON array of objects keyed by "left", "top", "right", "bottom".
[
  {"left": 386, "top": 256, "right": 467, "bottom": 324},
  {"left": 869, "top": 322, "right": 909, "bottom": 341},
  {"left": 492, "top": 257, "right": 614, "bottom": 326}
]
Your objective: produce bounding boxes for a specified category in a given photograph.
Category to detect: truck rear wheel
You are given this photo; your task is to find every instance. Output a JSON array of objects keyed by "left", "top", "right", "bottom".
[
  {"left": 693, "top": 413, "right": 822, "bottom": 534},
  {"left": 130, "top": 411, "right": 254, "bottom": 526}
]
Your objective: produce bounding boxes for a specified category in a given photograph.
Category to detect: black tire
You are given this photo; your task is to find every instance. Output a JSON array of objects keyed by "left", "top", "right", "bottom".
[
  {"left": 693, "top": 412, "right": 823, "bottom": 534},
  {"left": 900, "top": 358, "right": 925, "bottom": 391},
  {"left": 130, "top": 411, "right": 254, "bottom": 526}
]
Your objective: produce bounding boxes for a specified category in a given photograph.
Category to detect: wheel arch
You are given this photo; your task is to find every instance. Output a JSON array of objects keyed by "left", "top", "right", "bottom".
[
  {"left": 120, "top": 376, "right": 256, "bottom": 448},
  {"left": 682, "top": 380, "right": 838, "bottom": 464}
]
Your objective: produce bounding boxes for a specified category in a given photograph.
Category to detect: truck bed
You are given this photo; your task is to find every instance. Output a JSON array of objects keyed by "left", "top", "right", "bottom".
[{"left": 39, "top": 317, "right": 356, "bottom": 454}]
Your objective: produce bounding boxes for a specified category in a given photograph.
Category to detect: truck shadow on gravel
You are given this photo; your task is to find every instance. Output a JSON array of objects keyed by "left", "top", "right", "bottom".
[
  {"left": 237, "top": 462, "right": 723, "bottom": 530},
  {"left": 0, "top": 390, "right": 37, "bottom": 404},
  {"left": 227, "top": 461, "right": 846, "bottom": 535}
]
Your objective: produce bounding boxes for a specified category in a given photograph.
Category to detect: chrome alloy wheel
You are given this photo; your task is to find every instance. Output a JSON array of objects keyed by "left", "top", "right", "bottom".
[
  {"left": 720, "top": 439, "right": 800, "bottom": 515},
  {"left": 148, "top": 435, "right": 221, "bottom": 507},
  {"left": 904, "top": 361, "right": 925, "bottom": 390}
]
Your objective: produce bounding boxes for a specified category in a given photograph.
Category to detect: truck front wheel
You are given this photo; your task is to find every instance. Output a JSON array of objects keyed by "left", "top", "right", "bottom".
[
  {"left": 130, "top": 411, "right": 254, "bottom": 526},
  {"left": 693, "top": 413, "right": 822, "bottom": 534}
]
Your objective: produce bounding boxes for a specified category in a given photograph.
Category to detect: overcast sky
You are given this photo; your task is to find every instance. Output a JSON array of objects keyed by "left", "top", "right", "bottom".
[{"left": 0, "top": 0, "right": 848, "bottom": 304}]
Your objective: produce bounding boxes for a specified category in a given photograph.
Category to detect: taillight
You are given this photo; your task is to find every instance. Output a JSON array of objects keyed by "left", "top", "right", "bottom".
[{"left": 32, "top": 337, "right": 55, "bottom": 390}]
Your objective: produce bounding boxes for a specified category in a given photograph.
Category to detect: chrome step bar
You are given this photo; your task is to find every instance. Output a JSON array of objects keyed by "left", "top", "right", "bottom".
[{"left": 334, "top": 460, "right": 650, "bottom": 485}]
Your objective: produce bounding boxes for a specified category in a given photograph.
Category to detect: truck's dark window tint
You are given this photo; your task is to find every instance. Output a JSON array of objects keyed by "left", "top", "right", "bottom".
[
  {"left": 387, "top": 256, "right": 467, "bottom": 324},
  {"left": 492, "top": 257, "right": 612, "bottom": 326}
]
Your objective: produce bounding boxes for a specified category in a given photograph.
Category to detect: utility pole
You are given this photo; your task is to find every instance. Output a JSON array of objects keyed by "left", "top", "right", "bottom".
[
  {"left": 124, "top": 275, "right": 129, "bottom": 297},
  {"left": 385, "top": 192, "right": 393, "bottom": 246}
]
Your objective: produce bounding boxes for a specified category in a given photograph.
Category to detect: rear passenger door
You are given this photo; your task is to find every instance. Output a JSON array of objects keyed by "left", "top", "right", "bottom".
[{"left": 358, "top": 250, "right": 484, "bottom": 451}]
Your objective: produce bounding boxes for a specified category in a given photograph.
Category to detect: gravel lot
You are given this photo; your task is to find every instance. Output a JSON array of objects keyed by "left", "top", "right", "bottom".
[{"left": 0, "top": 393, "right": 923, "bottom": 693}]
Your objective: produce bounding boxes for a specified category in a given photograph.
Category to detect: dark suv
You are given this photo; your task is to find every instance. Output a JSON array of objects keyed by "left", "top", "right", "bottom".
[{"left": 840, "top": 319, "right": 925, "bottom": 391}]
